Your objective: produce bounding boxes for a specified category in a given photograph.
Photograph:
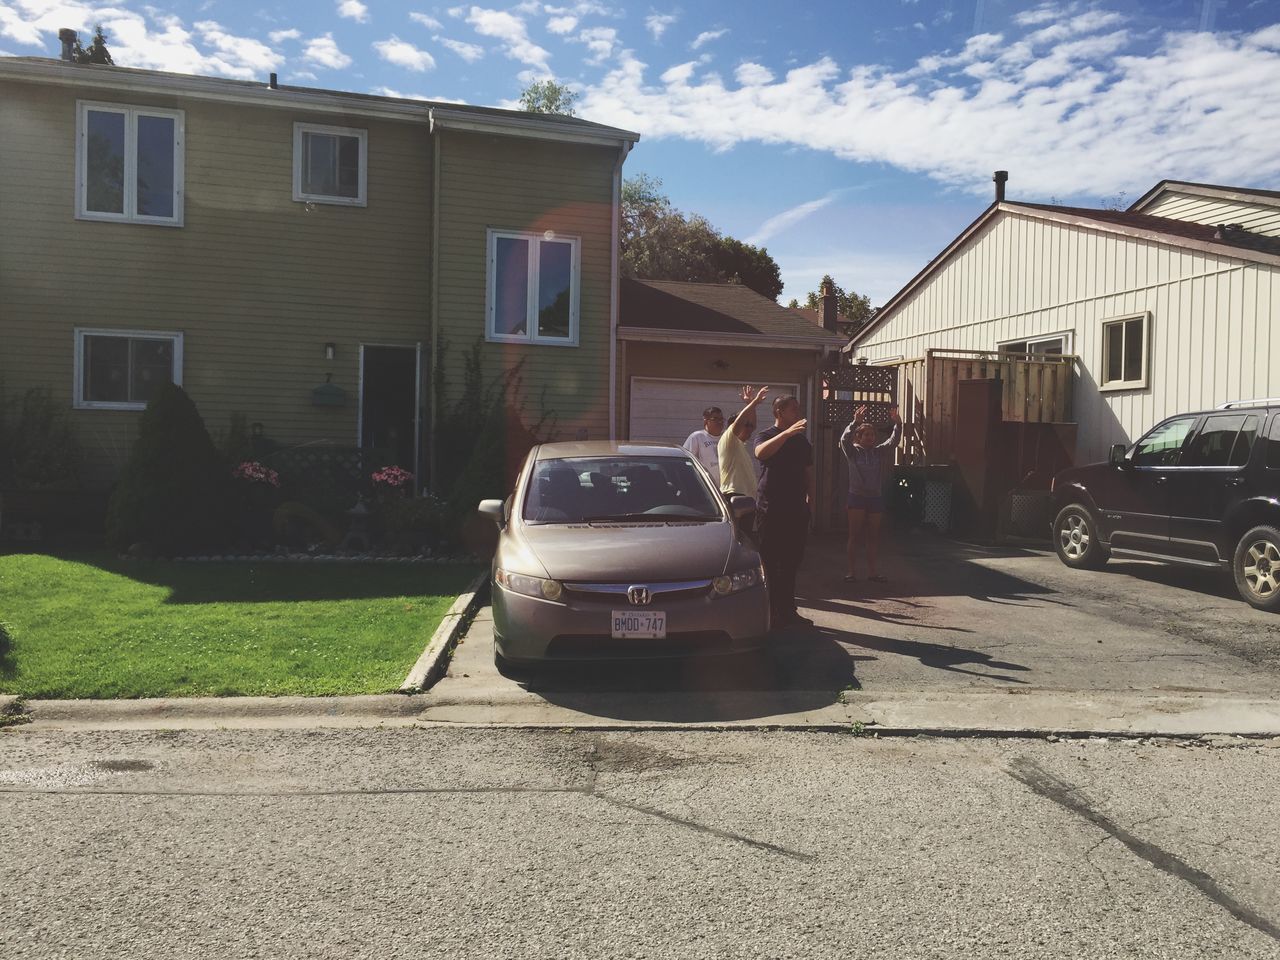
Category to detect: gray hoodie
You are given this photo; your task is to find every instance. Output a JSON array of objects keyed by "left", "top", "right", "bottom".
[{"left": 839, "top": 420, "right": 901, "bottom": 496}]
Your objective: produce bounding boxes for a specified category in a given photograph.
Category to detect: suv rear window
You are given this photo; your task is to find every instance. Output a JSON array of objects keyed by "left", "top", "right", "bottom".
[{"left": 1183, "top": 415, "right": 1259, "bottom": 467}]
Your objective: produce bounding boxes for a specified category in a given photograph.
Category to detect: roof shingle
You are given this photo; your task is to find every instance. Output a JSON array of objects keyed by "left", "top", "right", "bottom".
[{"left": 620, "top": 279, "right": 847, "bottom": 343}]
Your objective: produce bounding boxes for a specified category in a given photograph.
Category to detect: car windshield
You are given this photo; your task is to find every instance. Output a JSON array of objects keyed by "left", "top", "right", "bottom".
[{"left": 522, "top": 456, "right": 724, "bottom": 524}]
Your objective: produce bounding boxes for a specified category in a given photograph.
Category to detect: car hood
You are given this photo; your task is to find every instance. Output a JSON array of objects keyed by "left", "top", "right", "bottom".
[{"left": 516, "top": 521, "right": 739, "bottom": 582}]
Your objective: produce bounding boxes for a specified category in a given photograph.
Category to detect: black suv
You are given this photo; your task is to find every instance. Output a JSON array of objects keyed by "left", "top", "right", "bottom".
[{"left": 1050, "top": 400, "right": 1280, "bottom": 612}]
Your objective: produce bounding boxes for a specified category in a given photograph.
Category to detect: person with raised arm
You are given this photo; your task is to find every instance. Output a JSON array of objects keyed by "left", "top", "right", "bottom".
[
  {"left": 839, "top": 403, "right": 902, "bottom": 584},
  {"left": 754, "top": 395, "right": 813, "bottom": 628}
]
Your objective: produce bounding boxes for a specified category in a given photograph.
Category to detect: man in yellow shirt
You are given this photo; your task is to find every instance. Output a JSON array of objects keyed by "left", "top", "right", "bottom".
[{"left": 719, "top": 386, "right": 769, "bottom": 539}]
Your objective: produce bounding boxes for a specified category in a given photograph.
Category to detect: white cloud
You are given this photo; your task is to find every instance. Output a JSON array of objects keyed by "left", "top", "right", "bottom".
[
  {"left": 691, "top": 28, "right": 728, "bottom": 50},
  {"left": 193, "top": 20, "right": 281, "bottom": 74},
  {"left": 269, "top": 28, "right": 301, "bottom": 43},
  {"left": 290, "top": 70, "right": 319, "bottom": 82},
  {"left": 304, "top": 32, "right": 353, "bottom": 69},
  {"left": 372, "top": 86, "right": 432, "bottom": 100},
  {"left": 374, "top": 35, "right": 436, "bottom": 71},
  {"left": 438, "top": 36, "right": 484, "bottom": 61},
  {"left": 410, "top": 12, "right": 444, "bottom": 30},
  {"left": 645, "top": 12, "right": 677, "bottom": 41},
  {"left": 465, "top": 6, "right": 551, "bottom": 74},
  {"left": 747, "top": 192, "right": 843, "bottom": 246},
  {"left": 337, "top": 0, "right": 369, "bottom": 23},
  {"left": 574, "top": 25, "right": 616, "bottom": 64},
  {"left": 576, "top": 18, "right": 1280, "bottom": 199},
  {"left": 0, "top": 5, "right": 281, "bottom": 79},
  {"left": 734, "top": 61, "right": 774, "bottom": 85},
  {"left": 547, "top": 15, "right": 578, "bottom": 34}
]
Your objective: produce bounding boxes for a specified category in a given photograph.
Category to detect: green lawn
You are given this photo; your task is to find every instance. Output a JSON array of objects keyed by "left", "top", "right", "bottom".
[{"left": 0, "top": 553, "right": 482, "bottom": 699}]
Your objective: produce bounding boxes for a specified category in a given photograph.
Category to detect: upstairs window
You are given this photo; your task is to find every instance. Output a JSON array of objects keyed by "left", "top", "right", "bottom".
[
  {"left": 74, "top": 329, "right": 183, "bottom": 410},
  {"left": 76, "top": 102, "right": 184, "bottom": 225},
  {"left": 1101, "top": 313, "right": 1149, "bottom": 391},
  {"left": 293, "top": 123, "right": 367, "bottom": 206},
  {"left": 486, "top": 229, "right": 580, "bottom": 346}
]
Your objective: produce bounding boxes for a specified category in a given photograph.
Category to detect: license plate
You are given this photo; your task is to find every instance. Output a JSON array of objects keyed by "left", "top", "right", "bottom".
[{"left": 611, "top": 610, "right": 667, "bottom": 639}]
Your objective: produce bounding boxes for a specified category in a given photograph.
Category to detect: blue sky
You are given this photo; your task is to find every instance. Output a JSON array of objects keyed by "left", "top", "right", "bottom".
[{"left": 4, "top": 0, "right": 1279, "bottom": 303}]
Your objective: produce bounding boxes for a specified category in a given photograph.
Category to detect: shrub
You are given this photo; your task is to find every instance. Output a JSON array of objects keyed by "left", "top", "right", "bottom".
[
  {"left": 105, "top": 383, "right": 228, "bottom": 553},
  {"left": 272, "top": 501, "right": 341, "bottom": 551},
  {"left": 0, "top": 387, "right": 84, "bottom": 491}
]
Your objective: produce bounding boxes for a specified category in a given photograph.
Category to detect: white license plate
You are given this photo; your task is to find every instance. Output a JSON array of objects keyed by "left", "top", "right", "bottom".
[{"left": 611, "top": 610, "right": 667, "bottom": 639}]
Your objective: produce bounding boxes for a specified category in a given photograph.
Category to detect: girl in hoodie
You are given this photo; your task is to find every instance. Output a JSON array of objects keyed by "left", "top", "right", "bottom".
[{"left": 839, "top": 404, "right": 901, "bottom": 582}]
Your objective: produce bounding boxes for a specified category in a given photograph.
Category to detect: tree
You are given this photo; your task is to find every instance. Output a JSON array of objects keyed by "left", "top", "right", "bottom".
[
  {"left": 799, "top": 274, "right": 874, "bottom": 333},
  {"left": 73, "top": 24, "right": 114, "bottom": 65},
  {"left": 518, "top": 79, "right": 578, "bottom": 116},
  {"left": 620, "top": 174, "right": 784, "bottom": 301}
]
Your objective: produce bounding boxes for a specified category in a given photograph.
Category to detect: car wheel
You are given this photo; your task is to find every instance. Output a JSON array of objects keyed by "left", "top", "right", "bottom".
[
  {"left": 494, "top": 646, "right": 534, "bottom": 681},
  {"left": 1233, "top": 525, "right": 1280, "bottom": 613},
  {"left": 1053, "top": 504, "right": 1108, "bottom": 570}
]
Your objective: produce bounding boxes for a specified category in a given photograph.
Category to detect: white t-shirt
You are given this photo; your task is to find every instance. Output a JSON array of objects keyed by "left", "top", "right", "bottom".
[{"left": 683, "top": 429, "right": 720, "bottom": 476}]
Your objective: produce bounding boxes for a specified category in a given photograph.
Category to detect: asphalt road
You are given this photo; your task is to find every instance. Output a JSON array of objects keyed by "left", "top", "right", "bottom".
[
  {"left": 425, "top": 533, "right": 1280, "bottom": 727},
  {"left": 3, "top": 727, "right": 1280, "bottom": 959}
]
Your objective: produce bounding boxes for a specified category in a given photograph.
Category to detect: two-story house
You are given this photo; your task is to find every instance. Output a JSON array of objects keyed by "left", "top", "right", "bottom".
[{"left": 0, "top": 52, "right": 638, "bottom": 493}]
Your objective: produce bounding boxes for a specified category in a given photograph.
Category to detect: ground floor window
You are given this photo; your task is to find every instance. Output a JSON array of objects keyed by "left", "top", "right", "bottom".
[
  {"left": 74, "top": 328, "right": 183, "bottom": 410},
  {"left": 998, "top": 333, "right": 1070, "bottom": 359},
  {"left": 1100, "top": 313, "right": 1149, "bottom": 390}
]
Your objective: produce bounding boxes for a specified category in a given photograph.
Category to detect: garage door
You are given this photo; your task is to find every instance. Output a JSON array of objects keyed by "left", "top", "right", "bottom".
[{"left": 629, "top": 377, "right": 802, "bottom": 445}]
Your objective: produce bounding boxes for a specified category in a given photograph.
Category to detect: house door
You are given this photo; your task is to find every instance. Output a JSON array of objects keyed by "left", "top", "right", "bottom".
[{"left": 360, "top": 345, "right": 420, "bottom": 474}]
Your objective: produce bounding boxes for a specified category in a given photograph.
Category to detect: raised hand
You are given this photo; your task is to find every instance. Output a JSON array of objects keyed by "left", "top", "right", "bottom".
[
  {"left": 787, "top": 418, "right": 808, "bottom": 435},
  {"left": 854, "top": 404, "right": 869, "bottom": 422},
  {"left": 752, "top": 385, "right": 770, "bottom": 405},
  {"left": 740, "top": 385, "right": 754, "bottom": 402}
]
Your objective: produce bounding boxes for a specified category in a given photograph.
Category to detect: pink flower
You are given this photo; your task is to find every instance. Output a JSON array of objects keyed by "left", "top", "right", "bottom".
[
  {"left": 371, "top": 465, "right": 414, "bottom": 490},
  {"left": 232, "top": 461, "right": 281, "bottom": 488}
]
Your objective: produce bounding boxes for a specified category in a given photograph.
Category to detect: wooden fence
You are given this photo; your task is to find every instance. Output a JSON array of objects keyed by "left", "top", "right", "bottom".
[{"left": 884, "top": 349, "right": 1077, "bottom": 466}]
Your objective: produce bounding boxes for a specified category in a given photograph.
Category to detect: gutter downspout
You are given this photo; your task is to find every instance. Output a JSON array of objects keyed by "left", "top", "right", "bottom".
[
  {"left": 428, "top": 125, "right": 442, "bottom": 493},
  {"left": 609, "top": 139, "right": 633, "bottom": 441}
]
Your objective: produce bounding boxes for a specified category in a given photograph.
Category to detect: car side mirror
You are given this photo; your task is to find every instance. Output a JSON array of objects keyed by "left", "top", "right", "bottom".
[
  {"left": 477, "top": 499, "right": 506, "bottom": 526},
  {"left": 729, "top": 495, "right": 756, "bottom": 519},
  {"left": 1109, "top": 443, "right": 1129, "bottom": 468}
]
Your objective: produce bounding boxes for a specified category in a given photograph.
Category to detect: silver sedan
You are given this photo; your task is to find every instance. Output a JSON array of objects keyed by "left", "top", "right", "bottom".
[{"left": 478, "top": 441, "right": 769, "bottom": 674}]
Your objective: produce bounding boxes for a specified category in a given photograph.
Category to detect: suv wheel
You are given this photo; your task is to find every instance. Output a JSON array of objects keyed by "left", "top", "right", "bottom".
[
  {"left": 1234, "top": 526, "right": 1280, "bottom": 613},
  {"left": 1053, "top": 504, "right": 1108, "bottom": 570}
]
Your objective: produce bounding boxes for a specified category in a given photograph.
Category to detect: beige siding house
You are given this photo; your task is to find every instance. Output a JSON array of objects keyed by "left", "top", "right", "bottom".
[
  {"left": 0, "top": 56, "right": 638, "bottom": 491},
  {"left": 851, "top": 181, "right": 1280, "bottom": 464}
]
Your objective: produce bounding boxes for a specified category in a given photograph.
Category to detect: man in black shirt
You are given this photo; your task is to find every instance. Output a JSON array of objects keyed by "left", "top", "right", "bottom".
[{"left": 754, "top": 395, "right": 813, "bottom": 627}]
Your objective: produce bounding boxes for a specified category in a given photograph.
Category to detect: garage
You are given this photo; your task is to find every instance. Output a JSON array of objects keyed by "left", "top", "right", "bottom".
[{"left": 628, "top": 377, "right": 801, "bottom": 445}]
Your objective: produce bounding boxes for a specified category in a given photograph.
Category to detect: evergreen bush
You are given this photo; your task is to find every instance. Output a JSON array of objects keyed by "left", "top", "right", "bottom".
[{"left": 106, "top": 383, "right": 228, "bottom": 553}]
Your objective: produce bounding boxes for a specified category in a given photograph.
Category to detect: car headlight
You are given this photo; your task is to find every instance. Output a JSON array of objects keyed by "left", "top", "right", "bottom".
[
  {"left": 712, "top": 564, "right": 764, "bottom": 596},
  {"left": 496, "top": 568, "right": 563, "bottom": 601}
]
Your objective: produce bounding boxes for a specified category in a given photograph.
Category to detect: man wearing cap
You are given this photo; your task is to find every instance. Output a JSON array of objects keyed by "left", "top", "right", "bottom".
[{"left": 683, "top": 406, "right": 725, "bottom": 478}]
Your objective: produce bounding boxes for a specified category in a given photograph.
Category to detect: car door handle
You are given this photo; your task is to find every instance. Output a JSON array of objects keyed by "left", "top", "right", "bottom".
[
  {"left": 1153, "top": 476, "right": 1168, "bottom": 485},
  {"left": 1226, "top": 477, "right": 1246, "bottom": 486}
]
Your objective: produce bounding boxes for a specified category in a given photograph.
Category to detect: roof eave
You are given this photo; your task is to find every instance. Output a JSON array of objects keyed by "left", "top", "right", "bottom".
[
  {"left": 619, "top": 325, "right": 844, "bottom": 350},
  {"left": 430, "top": 106, "right": 639, "bottom": 147},
  {"left": 1129, "top": 179, "right": 1280, "bottom": 213}
]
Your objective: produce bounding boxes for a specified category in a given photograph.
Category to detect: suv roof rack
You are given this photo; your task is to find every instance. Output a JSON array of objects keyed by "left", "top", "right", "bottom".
[{"left": 1216, "top": 398, "right": 1280, "bottom": 409}]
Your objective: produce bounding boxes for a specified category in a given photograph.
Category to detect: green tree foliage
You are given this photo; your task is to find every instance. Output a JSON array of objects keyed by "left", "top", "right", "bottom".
[
  {"left": 73, "top": 25, "right": 115, "bottom": 65},
  {"left": 801, "top": 274, "right": 874, "bottom": 333},
  {"left": 621, "top": 173, "right": 784, "bottom": 300},
  {"left": 518, "top": 79, "right": 578, "bottom": 116},
  {"left": 106, "top": 383, "right": 228, "bottom": 553}
]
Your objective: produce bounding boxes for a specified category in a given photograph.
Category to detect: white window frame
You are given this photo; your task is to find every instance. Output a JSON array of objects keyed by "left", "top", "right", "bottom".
[
  {"left": 997, "top": 331, "right": 1073, "bottom": 357},
  {"left": 485, "top": 229, "right": 581, "bottom": 347},
  {"left": 293, "top": 123, "right": 368, "bottom": 207},
  {"left": 1099, "top": 312, "right": 1151, "bottom": 392},
  {"left": 73, "top": 328, "right": 184, "bottom": 411},
  {"left": 75, "top": 101, "right": 185, "bottom": 226}
]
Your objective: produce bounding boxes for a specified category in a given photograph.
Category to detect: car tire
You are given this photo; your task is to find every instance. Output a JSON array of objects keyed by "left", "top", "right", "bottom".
[
  {"left": 1053, "top": 504, "right": 1109, "bottom": 570},
  {"left": 1233, "top": 525, "right": 1280, "bottom": 613},
  {"left": 494, "top": 647, "right": 534, "bottom": 681}
]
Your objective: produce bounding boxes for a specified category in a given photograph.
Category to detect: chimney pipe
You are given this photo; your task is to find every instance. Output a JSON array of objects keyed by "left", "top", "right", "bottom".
[
  {"left": 993, "top": 170, "right": 1008, "bottom": 203},
  {"left": 819, "top": 277, "right": 838, "bottom": 333},
  {"left": 58, "top": 28, "right": 77, "bottom": 62},
  {"left": 269, "top": 72, "right": 278, "bottom": 89}
]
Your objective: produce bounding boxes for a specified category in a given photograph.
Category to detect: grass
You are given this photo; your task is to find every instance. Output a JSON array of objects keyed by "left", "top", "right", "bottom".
[{"left": 0, "top": 552, "right": 482, "bottom": 699}]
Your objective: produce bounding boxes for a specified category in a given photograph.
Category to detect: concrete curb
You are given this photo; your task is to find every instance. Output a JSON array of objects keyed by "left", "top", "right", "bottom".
[
  {"left": 17, "top": 694, "right": 429, "bottom": 730},
  {"left": 399, "top": 572, "right": 489, "bottom": 693}
]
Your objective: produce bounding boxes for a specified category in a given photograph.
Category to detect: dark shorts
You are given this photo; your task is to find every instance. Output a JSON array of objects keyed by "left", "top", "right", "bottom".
[{"left": 847, "top": 493, "right": 884, "bottom": 513}]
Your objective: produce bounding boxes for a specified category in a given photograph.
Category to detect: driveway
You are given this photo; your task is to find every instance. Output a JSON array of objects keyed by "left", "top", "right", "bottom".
[{"left": 421, "top": 532, "right": 1280, "bottom": 729}]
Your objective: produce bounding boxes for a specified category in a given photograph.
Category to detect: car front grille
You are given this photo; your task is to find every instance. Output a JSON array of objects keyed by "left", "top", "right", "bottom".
[{"left": 562, "top": 579, "right": 713, "bottom": 606}]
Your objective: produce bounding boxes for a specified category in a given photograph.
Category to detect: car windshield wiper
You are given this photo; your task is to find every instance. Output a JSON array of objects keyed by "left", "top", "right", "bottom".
[{"left": 581, "top": 513, "right": 721, "bottom": 523}]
